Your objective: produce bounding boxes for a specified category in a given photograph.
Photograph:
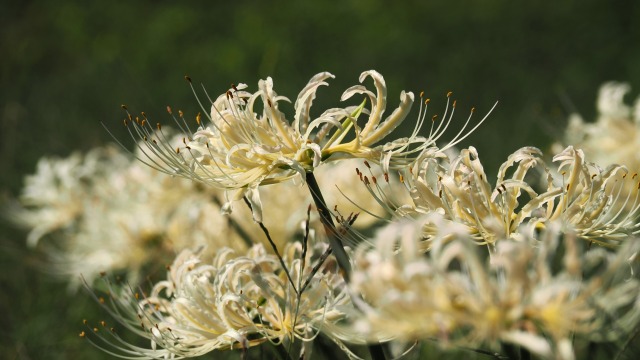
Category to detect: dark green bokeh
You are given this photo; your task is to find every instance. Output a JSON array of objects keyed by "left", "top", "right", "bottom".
[{"left": 1, "top": 0, "right": 639, "bottom": 358}]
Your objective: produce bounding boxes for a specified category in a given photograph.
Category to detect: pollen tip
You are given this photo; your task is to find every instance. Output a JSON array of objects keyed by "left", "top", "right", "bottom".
[
  {"left": 425, "top": 98, "right": 430, "bottom": 104},
  {"left": 121, "top": 104, "right": 128, "bottom": 110},
  {"left": 447, "top": 91, "right": 453, "bottom": 97},
  {"left": 419, "top": 91, "right": 424, "bottom": 98},
  {"left": 166, "top": 106, "right": 172, "bottom": 114},
  {"left": 185, "top": 75, "right": 192, "bottom": 83}
]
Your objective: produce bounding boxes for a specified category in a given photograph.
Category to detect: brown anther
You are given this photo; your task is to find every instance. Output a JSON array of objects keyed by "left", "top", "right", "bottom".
[
  {"left": 196, "top": 112, "right": 201, "bottom": 125},
  {"left": 637, "top": 182, "right": 640, "bottom": 189},
  {"left": 178, "top": 110, "right": 184, "bottom": 118},
  {"left": 110, "top": 328, "right": 115, "bottom": 333},
  {"left": 121, "top": 104, "right": 128, "bottom": 110},
  {"left": 99, "top": 297, "right": 105, "bottom": 304},
  {"left": 141, "top": 119, "right": 146, "bottom": 127},
  {"left": 93, "top": 327, "right": 98, "bottom": 332},
  {"left": 185, "top": 75, "right": 192, "bottom": 83},
  {"left": 231, "top": 83, "right": 238, "bottom": 91},
  {"left": 364, "top": 160, "right": 370, "bottom": 168},
  {"left": 267, "top": 99, "right": 273, "bottom": 107},
  {"left": 425, "top": 98, "right": 430, "bottom": 104},
  {"left": 101, "top": 321, "right": 106, "bottom": 327},
  {"left": 141, "top": 111, "right": 147, "bottom": 119},
  {"left": 479, "top": 174, "right": 483, "bottom": 181},
  {"left": 359, "top": 173, "right": 363, "bottom": 182},
  {"left": 152, "top": 139, "right": 157, "bottom": 145},
  {"left": 128, "top": 113, "right": 132, "bottom": 121},
  {"left": 447, "top": 91, "right": 453, "bottom": 97},
  {"left": 156, "top": 123, "right": 161, "bottom": 131},
  {"left": 633, "top": 173, "right": 638, "bottom": 179},
  {"left": 439, "top": 189, "right": 443, "bottom": 198},
  {"left": 123, "top": 119, "right": 128, "bottom": 126},
  {"left": 471, "top": 107, "right": 475, "bottom": 113},
  {"left": 182, "top": 137, "right": 187, "bottom": 144},
  {"left": 176, "top": 147, "right": 180, "bottom": 154},
  {"left": 135, "top": 292, "right": 140, "bottom": 300},
  {"left": 166, "top": 265, "right": 171, "bottom": 270},
  {"left": 500, "top": 184, "right": 507, "bottom": 192},
  {"left": 79, "top": 331, "right": 86, "bottom": 338},
  {"left": 355, "top": 168, "right": 360, "bottom": 176},
  {"left": 372, "top": 176, "right": 377, "bottom": 184},
  {"left": 566, "top": 184, "right": 571, "bottom": 191},
  {"left": 561, "top": 171, "right": 567, "bottom": 176},
  {"left": 100, "top": 271, "right": 106, "bottom": 277},
  {"left": 226, "top": 90, "right": 232, "bottom": 99},
  {"left": 591, "top": 174, "right": 597, "bottom": 179},
  {"left": 399, "top": 174, "right": 404, "bottom": 183},
  {"left": 420, "top": 91, "right": 424, "bottom": 98},
  {"left": 453, "top": 100, "right": 457, "bottom": 108},
  {"left": 83, "top": 319, "right": 88, "bottom": 325},
  {"left": 432, "top": 115, "right": 438, "bottom": 122},
  {"left": 384, "top": 172, "right": 389, "bottom": 182},
  {"left": 364, "top": 176, "right": 370, "bottom": 185},
  {"left": 166, "top": 106, "right": 172, "bottom": 114},
  {"left": 185, "top": 145, "right": 191, "bottom": 150},
  {"left": 623, "top": 173, "right": 628, "bottom": 179},
  {"left": 135, "top": 116, "right": 140, "bottom": 124}
]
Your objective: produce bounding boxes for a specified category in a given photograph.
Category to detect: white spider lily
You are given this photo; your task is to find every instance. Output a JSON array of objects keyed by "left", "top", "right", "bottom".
[
  {"left": 123, "top": 71, "right": 495, "bottom": 220},
  {"left": 359, "top": 145, "right": 640, "bottom": 248},
  {"left": 347, "top": 214, "right": 640, "bottom": 360},
  {"left": 355, "top": 146, "right": 547, "bottom": 246},
  {"left": 123, "top": 72, "right": 408, "bottom": 219},
  {"left": 83, "top": 242, "right": 353, "bottom": 358},
  {"left": 541, "top": 146, "right": 640, "bottom": 246}
]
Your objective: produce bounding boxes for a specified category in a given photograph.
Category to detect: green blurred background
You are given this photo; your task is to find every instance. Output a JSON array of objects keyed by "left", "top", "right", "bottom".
[{"left": 1, "top": 0, "right": 639, "bottom": 358}]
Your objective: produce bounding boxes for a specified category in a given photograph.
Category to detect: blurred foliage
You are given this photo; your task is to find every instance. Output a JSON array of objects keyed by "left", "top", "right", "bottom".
[{"left": 1, "top": 0, "right": 640, "bottom": 358}]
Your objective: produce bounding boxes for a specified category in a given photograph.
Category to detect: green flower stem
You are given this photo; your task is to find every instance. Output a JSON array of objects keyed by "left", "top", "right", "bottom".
[
  {"left": 305, "top": 171, "right": 352, "bottom": 281},
  {"left": 306, "top": 171, "right": 387, "bottom": 360}
]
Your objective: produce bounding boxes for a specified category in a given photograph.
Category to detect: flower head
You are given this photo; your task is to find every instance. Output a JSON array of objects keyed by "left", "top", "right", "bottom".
[
  {"left": 11, "top": 144, "right": 252, "bottom": 289},
  {"left": 360, "top": 145, "right": 640, "bottom": 248},
  {"left": 124, "top": 71, "right": 495, "bottom": 220},
  {"left": 83, "top": 241, "right": 352, "bottom": 358},
  {"left": 346, "top": 214, "right": 640, "bottom": 359}
]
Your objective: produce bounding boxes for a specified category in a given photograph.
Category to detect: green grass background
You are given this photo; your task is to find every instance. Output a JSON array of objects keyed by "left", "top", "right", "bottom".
[{"left": 1, "top": 0, "right": 640, "bottom": 358}]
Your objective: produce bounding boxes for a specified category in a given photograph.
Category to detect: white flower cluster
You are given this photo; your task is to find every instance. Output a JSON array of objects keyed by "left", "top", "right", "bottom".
[
  {"left": 84, "top": 242, "right": 352, "bottom": 358},
  {"left": 348, "top": 215, "right": 640, "bottom": 360},
  {"left": 10, "top": 73, "right": 640, "bottom": 360}
]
